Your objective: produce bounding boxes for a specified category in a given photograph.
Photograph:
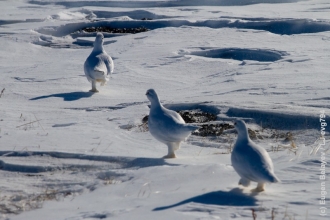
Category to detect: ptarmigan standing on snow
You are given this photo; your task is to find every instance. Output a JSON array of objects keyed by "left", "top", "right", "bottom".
[
  {"left": 146, "top": 89, "right": 199, "bottom": 158},
  {"left": 84, "top": 33, "right": 114, "bottom": 92},
  {"left": 231, "top": 120, "right": 280, "bottom": 192}
]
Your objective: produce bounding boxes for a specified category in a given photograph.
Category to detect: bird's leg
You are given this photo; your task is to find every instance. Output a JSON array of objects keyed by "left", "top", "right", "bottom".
[
  {"left": 255, "top": 183, "right": 265, "bottom": 192},
  {"left": 238, "top": 178, "right": 251, "bottom": 187},
  {"left": 90, "top": 80, "right": 99, "bottom": 93},
  {"left": 173, "top": 142, "right": 180, "bottom": 151},
  {"left": 163, "top": 153, "right": 176, "bottom": 159},
  {"left": 163, "top": 143, "right": 177, "bottom": 158}
]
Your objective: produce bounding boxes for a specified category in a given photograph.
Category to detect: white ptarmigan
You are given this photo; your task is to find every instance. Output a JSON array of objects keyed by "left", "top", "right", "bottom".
[
  {"left": 84, "top": 33, "right": 114, "bottom": 92},
  {"left": 146, "top": 89, "right": 199, "bottom": 158},
  {"left": 231, "top": 120, "right": 280, "bottom": 192}
]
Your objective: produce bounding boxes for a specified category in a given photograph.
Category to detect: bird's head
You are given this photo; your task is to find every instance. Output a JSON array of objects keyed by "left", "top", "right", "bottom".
[
  {"left": 94, "top": 32, "right": 104, "bottom": 45},
  {"left": 234, "top": 120, "right": 248, "bottom": 135},
  {"left": 146, "top": 89, "right": 159, "bottom": 103}
]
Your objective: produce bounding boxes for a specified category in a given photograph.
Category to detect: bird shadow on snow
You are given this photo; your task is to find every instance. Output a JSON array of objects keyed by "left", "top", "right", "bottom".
[
  {"left": 0, "top": 151, "right": 178, "bottom": 173},
  {"left": 30, "top": 91, "right": 95, "bottom": 101},
  {"left": 153, "top": 188, "right": 257, "bottom": 211}
]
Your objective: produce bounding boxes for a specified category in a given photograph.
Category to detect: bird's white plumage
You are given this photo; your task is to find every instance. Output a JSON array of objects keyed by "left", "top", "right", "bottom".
[
  {"left": 231, "top": 120, "right": 280, "bottom": 191},
  {"left": 146, "top": 89, "right": 199, "bottom": 158},
  {"left": 84, "top": 33, "right": 114, "bottom": 92}
]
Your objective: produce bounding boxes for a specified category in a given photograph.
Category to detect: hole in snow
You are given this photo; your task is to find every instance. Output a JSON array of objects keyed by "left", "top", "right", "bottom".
[{"left": 187, "top": 48, "right": 288, "bottom": 62}]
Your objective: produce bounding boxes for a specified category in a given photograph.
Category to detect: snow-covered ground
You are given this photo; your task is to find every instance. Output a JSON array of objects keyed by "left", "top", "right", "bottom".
[{"left": 0, "top": 0, "right": 329, "bottom": 219}]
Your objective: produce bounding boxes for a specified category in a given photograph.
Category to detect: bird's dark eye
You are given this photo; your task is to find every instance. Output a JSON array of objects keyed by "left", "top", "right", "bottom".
[{"left": 234, "top": 122, "right": 237, "bottom": 125}]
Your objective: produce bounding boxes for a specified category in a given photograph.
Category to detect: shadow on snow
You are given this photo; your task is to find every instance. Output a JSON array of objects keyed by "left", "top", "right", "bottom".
[
  {"left": 226, "top": 107, "right": 329, "bottom": 131},
  {"left": 0, "top": 151, "right": 177, "bottom": 173},
  {"left": 30, "top": 91, "right": 94, "bottom": 101},
  {"left": 29, "top": 0, "right": 305, "bottom": 8},
  {"left": 153, "top": 188, "right": 257, "bottom": 211}
]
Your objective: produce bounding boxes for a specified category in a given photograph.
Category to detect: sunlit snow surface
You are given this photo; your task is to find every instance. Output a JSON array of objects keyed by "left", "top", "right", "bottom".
[{"left": 0, "top": 0, "right": 329, "bottom": 219}]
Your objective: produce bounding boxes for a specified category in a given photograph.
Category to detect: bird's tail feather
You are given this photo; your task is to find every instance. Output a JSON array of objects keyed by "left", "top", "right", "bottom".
[
  {"left": 270, "top": 173, "right": 281, "bottom": 183},
  {"left": 93, "top": 69, "right": 106, "bottom": 76},
  {"left": 92, "top": 70, "right": 108, "bottom": 86},
  {"left": 185, "top": 124, "right": 200, "bottom": 132}
]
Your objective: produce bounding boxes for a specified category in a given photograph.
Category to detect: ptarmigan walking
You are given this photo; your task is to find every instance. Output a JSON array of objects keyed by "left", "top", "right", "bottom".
[
  {"left": 146, "top": 89, "right": 199, "bottom": 158},
  {"left": 84, "top": 33, "right": 114, "bottom": 92},
  {"left": 231, "top": 120, "right": 280, "bottom": 192}
]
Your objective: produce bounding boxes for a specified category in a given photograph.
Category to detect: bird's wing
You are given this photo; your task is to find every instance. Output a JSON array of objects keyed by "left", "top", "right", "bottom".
[
  {"left": 162, "top": 107, "right": 186, "bottom": 124},
  {"left": 149, "top": 108, "right": 194, "bottom": 143},
  {"left": 94, "top": 56, "right": 107, "bottom": 74},
  {"left": 85, "top": 55, "right": 107, "bottom": 78},
  {"left": 250, "top": 143, "right": 280, "bottom": 182},
  {"left": 99, "top": 53, "right": 114, "bottom": 75},
  {"left": 232, "top": 142, "right": 277, "bottom": 183}
]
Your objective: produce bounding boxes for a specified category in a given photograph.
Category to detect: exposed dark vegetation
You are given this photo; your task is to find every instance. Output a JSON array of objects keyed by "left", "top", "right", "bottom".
[
  {"left": 140, "top": 109, "right": 296, "bottom": 142},
  {"left": 179, "top": 110, "right": 217, "bottom": 123},
  {"left": 82, "top": 26, "right": 149, "bottom": 34},
  {"left": 141, "top": 109, "right": 234, "bottom": 137},
  {"left": 192, "top": 123, "right": 234, "bottom": 137}
]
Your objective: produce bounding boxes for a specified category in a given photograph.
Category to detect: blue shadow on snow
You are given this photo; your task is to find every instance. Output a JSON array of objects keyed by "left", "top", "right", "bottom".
[
  {"left": 0, "top": 151, "right": 178, "bottom": 173},
  {"left": 30, "top": 91, "right": 94, "bottom": 101},
  {"left": 153, "top": 188, "right": 257, "bottom": 211}
]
